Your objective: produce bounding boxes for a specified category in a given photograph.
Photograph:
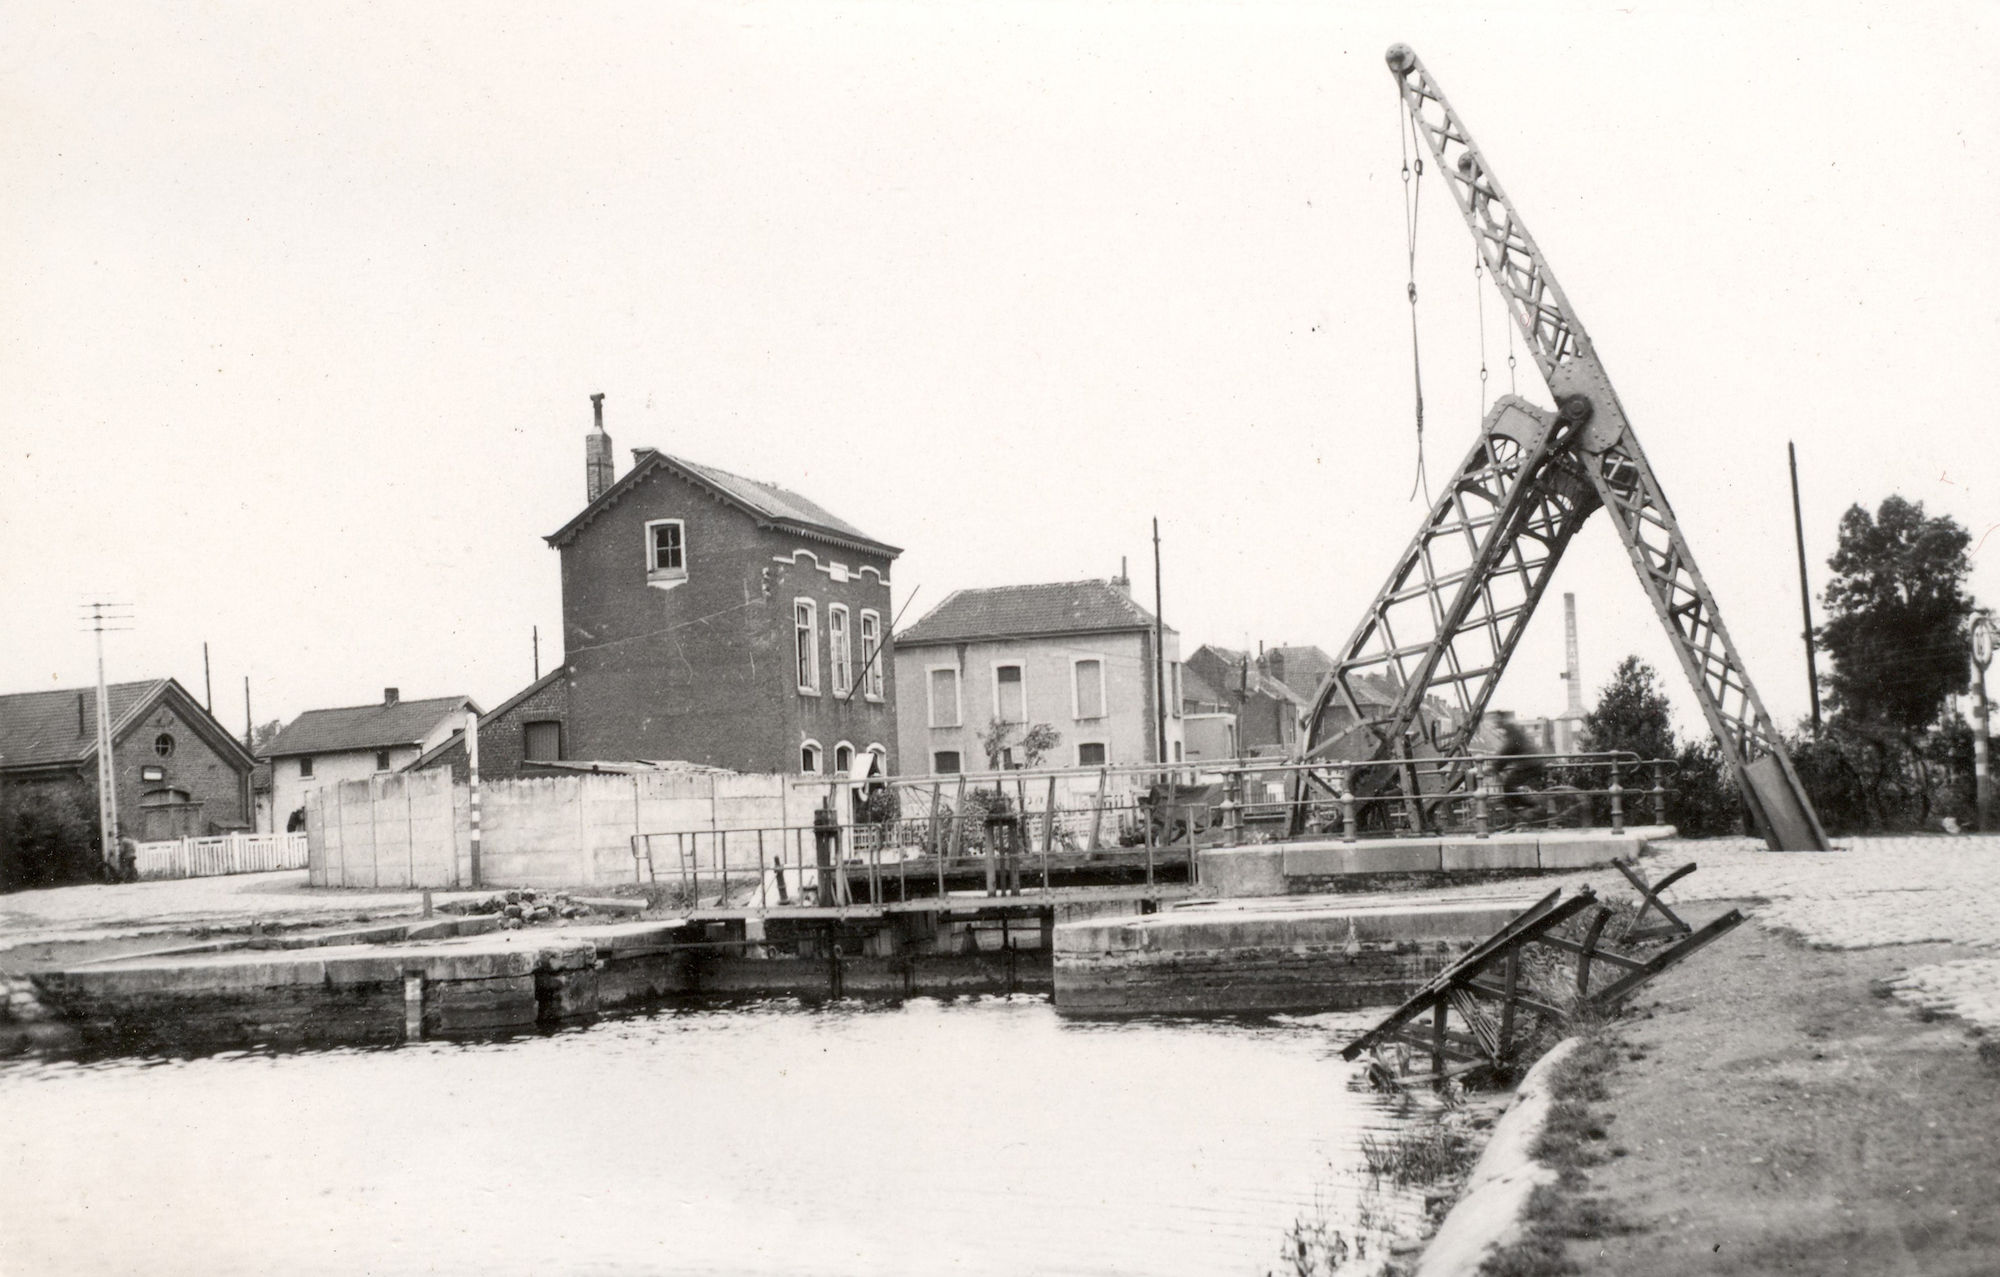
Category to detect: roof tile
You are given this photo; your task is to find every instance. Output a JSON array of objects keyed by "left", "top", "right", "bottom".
[{"left": 897, "top": 580, "right": 1166, "bottom": 645}]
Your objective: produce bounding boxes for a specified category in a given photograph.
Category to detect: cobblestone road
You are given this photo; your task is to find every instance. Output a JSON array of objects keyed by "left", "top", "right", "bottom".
[{"left": 1461, "top": 833, "right": 2000, "bottom": 1033}]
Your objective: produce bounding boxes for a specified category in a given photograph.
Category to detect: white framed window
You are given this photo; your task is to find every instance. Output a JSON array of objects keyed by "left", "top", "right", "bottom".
[
  {"left": 800, "top": 740, "right": 823, "bottom": 775},
  {"left": 866, "top": 744, "right": 887, "bottom": 777},
  {"left": 645, "top": 519, "right": 688, "bottom": 587},
  {"left": 994, "top": 662, "right": 1025, "bottom": 724},
  {"left": 932, "top": 750, "right": 961, "bottom": 775},
  {"left": 794, "top": 599, "right": 820, "bottom": 694},
  {"left": 1072, "top": 657, "right": 1105, "bottom": 720},
  {"left": 928, "top": 666, "right": 960, "bottom": 728},
  {"left": 834, "top": 741, "right": 854, "bottom": 776},
  {"left": 299, "top": 756, "right": 314, "bottom": 779},
  {"left": 828, "top": 605, "right": 852, "bottom": 696},
  {"left": 859, "top": 610, "right": 884, "bottom": 700},
  {"left": 1077, "top": 741, "right": 1107, "bottom": 767}
]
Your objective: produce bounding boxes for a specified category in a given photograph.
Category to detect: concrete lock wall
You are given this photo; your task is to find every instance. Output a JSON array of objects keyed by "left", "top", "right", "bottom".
[{"left": 308, "top": 770, "right": 825, "bottom": 889}]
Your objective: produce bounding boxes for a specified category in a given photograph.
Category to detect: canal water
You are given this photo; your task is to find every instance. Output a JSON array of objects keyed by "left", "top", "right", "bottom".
[{"left": 0, "top": 997, "right": 1417, "bottom": 1276}]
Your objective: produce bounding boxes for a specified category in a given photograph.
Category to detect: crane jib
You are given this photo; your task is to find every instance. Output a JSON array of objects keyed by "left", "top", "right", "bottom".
[{"left": 1288, "top": 46, "right": 1829, "bottom": 852}]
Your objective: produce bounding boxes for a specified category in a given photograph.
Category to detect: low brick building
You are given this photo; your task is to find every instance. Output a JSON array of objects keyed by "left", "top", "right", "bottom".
[
  {"left": 405, "top": 669, "right": 569, "bottom": 782},
  {"left": 0, "top": 678, "right": 256, "bottom": 848}
]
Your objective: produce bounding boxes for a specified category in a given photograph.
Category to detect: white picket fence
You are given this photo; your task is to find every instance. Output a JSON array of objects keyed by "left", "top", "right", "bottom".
[{"left": 134, "top": 832, "right": 310, "bottom": 881}]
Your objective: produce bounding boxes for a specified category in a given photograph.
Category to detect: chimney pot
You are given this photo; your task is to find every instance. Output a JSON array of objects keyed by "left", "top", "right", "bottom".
[
  {"left": 384, "top": 687, "right": 399, "bottom": 706},
  {"left": 585, "top": 393, "right": 615, "bottom": 503}
]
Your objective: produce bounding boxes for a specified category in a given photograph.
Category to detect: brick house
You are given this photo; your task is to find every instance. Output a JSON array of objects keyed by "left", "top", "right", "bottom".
[
  {"left": 264, "top": 689, "right": 477, "bottom": 831},
  {"left": 0, "top": 678, "right": 256, "bottom": 845},
  {"left": 437, "top": 401, "right": 902, "bottom": 781},
  {"left": 893, "top": 578, "right": 1184, "bottom": 775}
]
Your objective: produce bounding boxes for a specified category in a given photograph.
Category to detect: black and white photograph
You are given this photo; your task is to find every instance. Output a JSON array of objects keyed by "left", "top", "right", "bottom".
[{"left": 2, "top": 3, "right": 1996, "bottom": 1273}]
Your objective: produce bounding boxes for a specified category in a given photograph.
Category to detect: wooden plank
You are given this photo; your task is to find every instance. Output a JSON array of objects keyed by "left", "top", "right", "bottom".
[{"left": 1588, "top": 908, "right": 1747, "bottom": 1007}]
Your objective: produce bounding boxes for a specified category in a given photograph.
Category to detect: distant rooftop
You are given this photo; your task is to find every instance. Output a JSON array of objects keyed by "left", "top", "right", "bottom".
[
  {"left": 898, "top": 580, "right": 1167, "bottom": 646},
  {"left": 547, "top": 449, "right": 899, "bottom": 557},
  {"left": 264, "top": 694, "right": 476, "bottom": 758}
]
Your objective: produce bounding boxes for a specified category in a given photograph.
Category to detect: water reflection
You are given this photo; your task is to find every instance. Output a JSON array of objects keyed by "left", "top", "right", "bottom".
[{"left": 0, "top": 996, "right": 1417, "bottom": 1276}]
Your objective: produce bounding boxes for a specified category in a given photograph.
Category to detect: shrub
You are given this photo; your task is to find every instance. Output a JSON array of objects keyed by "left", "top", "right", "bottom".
[{"left": 2, "top": 780, "right": 101, "bottom": 891}]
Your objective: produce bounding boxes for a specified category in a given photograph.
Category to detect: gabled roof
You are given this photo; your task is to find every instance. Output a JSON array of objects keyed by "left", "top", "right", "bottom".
[
  {"left": 0, "top": 678, "right": 255, "bottom": 772},
  {"left": 545, "top": 448, "right": 900, "bottom": 558},
  {"left": 898, "top": 580, "right": 1168, "bottom": 646},
  {"left": 404, "top": 669, "right": 564, "bottom": 772},
  {"left": 264, "top": 695, "right": 477, "bottom": 758}
]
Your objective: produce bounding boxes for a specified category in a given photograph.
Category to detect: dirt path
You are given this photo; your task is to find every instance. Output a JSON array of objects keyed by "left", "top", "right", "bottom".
[{"left": 1547, "top": 910, "right": 2000, "bottom": 1275}]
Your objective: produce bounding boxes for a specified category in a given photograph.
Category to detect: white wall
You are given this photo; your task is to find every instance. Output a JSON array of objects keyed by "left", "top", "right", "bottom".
[
  {"left": 895, "top": 628, "right": 1183, "bottom": 776},
  {"left": 271, "top": 744, "right": 425, "bottom": 833},
  {"left": 307, "top": 769, "right": 833, "bottom": 889}
]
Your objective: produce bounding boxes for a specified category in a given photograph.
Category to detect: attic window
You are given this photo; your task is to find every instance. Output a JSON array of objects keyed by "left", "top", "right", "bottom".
[
  {"left": 646, "top": 519, "right": 687, "bottom": 587},
  {"left": 375, "top": 750, "right": 392, "bottom": 772},
  {"left": 154, "top": 733, "right": 175, "bottom": 758}
]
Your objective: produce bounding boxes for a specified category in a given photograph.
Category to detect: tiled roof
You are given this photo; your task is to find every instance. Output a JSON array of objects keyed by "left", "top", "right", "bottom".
[
  {"left": 898, "top": 580, "right": 1165, "bottom": 645},
  {"left": 0, "top": 680, "right": 169, "bottom": 769},
  {"left": 547, "top": 449, "right": 899, "bottom": 556},
  {"left": 264, "top": 695, "right": 475, "bottom": 758}
]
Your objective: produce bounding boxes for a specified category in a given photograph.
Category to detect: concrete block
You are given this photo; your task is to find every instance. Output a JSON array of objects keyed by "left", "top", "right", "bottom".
[
  {"left": 1441, "top": 835, "right": 1541, "bottom": 872},
  {"left": 1537, "top": 834, "right": 1627, "bottom": 870},
  {"left": 1198, "top": 846, "right": 1286, "bottom": 898},
  {"left": 1283, "top": 840, "right": 1443, "bottom": 877}
]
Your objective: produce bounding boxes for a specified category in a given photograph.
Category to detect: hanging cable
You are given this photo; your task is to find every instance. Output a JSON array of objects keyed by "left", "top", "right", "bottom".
[
  {"left": 1400, "top": 100, "right": 1429, "bottom": 504},
  {"left": 1475, "top": 249, "right": 1489, "bottom": 414}
]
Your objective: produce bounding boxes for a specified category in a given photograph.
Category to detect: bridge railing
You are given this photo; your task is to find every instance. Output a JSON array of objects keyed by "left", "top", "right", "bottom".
[{"left": 630, "top": 751, "right": 1676, "bottom": 908}]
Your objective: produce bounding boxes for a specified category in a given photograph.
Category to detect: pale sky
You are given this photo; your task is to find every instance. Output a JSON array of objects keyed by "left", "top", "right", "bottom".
[{"left": 4, "top": 1, "right": 1996, "bottom": 745}]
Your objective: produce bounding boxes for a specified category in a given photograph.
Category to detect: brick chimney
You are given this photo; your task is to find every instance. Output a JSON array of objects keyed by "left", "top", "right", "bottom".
[
  {"left": 383, "top": 687, "right": 400, "bottom": 706},
  {"left": 585, "top": 392, "right": 614, "bottom": 503},
  {"left": 1111, "top": 556, "right": 1131, "bottom": 596}
]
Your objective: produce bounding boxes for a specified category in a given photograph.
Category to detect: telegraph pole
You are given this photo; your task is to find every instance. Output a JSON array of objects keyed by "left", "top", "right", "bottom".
[
  {"left": 1152, "top": 519, "right": 1168, "bottom": 770},
  {"left": 1973, "top": 614, "right": 1993, "bottom": 832},
  {"left": 1789, "top": 442, "right": 1823, "bottom": 733},
  {"left": 82, "top": 602, "right": 131, "bottom": 872}
]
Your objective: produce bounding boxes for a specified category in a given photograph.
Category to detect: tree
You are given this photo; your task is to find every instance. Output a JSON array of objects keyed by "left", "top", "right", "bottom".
[
  {"left": 1819, "top": 496, "right": 1972, "bottom": 735},
  {"left": 250, "top": 719, "right": 284, "bottom": 754},
  {"left": 1581, "top": 656, "right": 1676, "bottom": 763},
  {"left": 978, "top": 718, "right": 1062, "bottom": 770}
]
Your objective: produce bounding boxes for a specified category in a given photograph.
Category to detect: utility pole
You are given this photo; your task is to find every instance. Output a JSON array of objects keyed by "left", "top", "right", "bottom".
[
  {"left": 244, "top": 677, "right": 254, "bottom": 752},
  {"left": 467, "top": 709, "right": 483, "bottom": 888},
  {"left": 1973, "top": 614, "right": 1993, "bottom": 832},
  {"left": 1789, "top": 442, "right": 1823, "bottom": 733},
  {"left": 82, "top": 602, "right": 130, "bottom": 872},
  {"left": 203, "top": 642, "right": 213, "bottom": 713},
  {"left": 533, "top": 626, "right": 540, "bottom": 681},
  {"left": 1153, "top": 518, "right": 1168, "bottom": 771}
]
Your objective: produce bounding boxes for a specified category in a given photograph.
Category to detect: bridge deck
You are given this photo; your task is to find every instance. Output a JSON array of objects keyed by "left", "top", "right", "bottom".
[{"left": 680, "top": 883, "right": 1201, "bottom": 924}]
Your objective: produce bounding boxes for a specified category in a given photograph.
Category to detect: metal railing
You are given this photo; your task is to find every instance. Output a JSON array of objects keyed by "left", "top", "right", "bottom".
[{"left": 627, "top": 751, "right": 1674, "bottom": 910}]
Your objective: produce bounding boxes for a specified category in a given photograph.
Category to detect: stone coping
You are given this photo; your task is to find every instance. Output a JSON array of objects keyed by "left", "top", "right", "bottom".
[{"left": 1054, "top": 894, "right": 1543, "bottom": 955}]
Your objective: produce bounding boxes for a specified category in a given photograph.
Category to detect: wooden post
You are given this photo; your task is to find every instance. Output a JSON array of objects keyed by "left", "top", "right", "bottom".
[
  {"left": 1341, "top": 769, "right": 1359, "bottom": 844},
  {"left": 1431, "top": 1000, "right": 1448, "bottom": 1078},
  {"left": 1499, "top": 948, "right": 1519, "bottom": 1057},
  {"left": 1042, "top": 775, "right": 1059, "bottom": 855},
  {"left": 1086, "top": 767, "right": 1108, "bottom": 851}
]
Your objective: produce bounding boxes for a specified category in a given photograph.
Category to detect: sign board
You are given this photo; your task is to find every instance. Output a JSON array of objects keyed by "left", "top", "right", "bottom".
[{"left": 1975, "top": 616, "right": 1994, "bottom": 671}]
